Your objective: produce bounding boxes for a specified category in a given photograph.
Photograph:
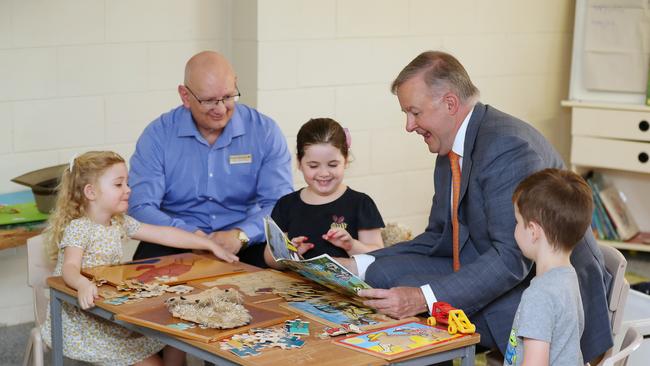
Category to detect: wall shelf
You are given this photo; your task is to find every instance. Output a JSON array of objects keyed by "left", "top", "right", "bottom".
[{"left": 565, "top": 101, "right": 650, "bottom": 253}]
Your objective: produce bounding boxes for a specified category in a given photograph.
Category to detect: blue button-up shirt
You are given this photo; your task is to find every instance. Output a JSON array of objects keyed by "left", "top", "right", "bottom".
[{"left": 128, "top": 104, "right": 293, "bottom": 243}]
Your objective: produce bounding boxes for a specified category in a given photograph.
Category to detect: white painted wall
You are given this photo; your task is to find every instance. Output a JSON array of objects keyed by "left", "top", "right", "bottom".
[{"left": 0, "top": 0, "right": 575, "bottom": 325}]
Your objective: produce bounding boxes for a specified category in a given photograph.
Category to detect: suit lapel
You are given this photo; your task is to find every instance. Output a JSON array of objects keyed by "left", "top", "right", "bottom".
[{"left": 458, "top": 103, "right": 485, "bottom": 204}]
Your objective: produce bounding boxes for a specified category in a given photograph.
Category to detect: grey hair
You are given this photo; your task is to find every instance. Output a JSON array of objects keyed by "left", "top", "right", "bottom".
[{"left": 391, "top": 51, "right": 479, "bottom": 103}]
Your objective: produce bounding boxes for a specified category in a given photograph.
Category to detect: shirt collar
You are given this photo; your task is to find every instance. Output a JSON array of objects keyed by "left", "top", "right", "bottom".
[
  {"left": 177, "top": 105, "right": 246, "bottom": 145},
  {"left": 451, "top": 107, "right": 473, "bottom": 158}
]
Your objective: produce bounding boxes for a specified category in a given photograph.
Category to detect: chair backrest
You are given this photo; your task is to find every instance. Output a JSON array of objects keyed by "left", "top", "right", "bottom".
[
  {"left": 27, "top": 234, "right": 55, "bottom": 327},
  {"left": 602, "top": 325, "right": 643, "bottom": 366},
  {"left": 599, "top": 244, "right": 630, "bottom": 338}
]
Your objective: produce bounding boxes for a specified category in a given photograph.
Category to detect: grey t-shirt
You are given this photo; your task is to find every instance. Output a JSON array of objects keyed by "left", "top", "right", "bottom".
[{"left": 504, "top": 266, "right": 584, "bottom": 366}]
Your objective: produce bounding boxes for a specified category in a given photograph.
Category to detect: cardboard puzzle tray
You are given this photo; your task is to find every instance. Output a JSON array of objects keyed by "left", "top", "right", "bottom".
[
  {"left": 117, "top": 301, "right": 293, "bottom": 343},
  {"left": 82, "top": 253, "right": 247, "bottom": 286}
]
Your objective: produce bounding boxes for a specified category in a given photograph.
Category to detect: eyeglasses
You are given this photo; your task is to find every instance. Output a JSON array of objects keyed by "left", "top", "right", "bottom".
[{"left": 184, "top": 85, "right": 241, "bottom": 108}]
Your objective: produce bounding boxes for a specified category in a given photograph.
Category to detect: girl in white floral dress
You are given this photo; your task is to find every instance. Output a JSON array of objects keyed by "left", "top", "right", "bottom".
[{"left": 41, "top": 151, "right": 238, "bottom": 366}]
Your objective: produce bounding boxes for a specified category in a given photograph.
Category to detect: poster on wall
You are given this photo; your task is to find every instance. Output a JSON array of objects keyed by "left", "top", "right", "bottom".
[{"left": 569, "top": 0, "right": 650, "bottom": 104}]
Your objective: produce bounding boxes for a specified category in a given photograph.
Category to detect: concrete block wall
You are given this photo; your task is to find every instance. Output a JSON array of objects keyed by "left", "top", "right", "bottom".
[
  {"left": 0, "top": 0, "right": 575, "bottom": 325},
  {"left": 246, "top": 0, "right": 575, "bottom": 233},
  {"left": 0, "top": 0, "right": 231, "bottom": 326},
  {"left": 0, "top": 0, "right": 231, "bottom": 195}
]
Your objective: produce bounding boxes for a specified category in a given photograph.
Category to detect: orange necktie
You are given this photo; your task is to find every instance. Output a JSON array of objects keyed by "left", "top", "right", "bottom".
[{"left": 449, "top": 151, "right": 461, "bottom": 272}]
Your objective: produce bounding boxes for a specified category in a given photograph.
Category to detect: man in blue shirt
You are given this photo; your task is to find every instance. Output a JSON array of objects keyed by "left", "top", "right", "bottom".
[{"left": 128, "top": 50, "right": 293, "bottom": 267}]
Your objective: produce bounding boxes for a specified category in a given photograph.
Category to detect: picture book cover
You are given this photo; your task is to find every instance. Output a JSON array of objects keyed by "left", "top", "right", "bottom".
[
  {"left": 599, "top": 185, "right": 639, "bottom": 240},
  {"left": 334, "top": 321, "right": 466, "bottom": 360},
  {"left": 264, "top": 216, "right": 372, "bottom": 298}
]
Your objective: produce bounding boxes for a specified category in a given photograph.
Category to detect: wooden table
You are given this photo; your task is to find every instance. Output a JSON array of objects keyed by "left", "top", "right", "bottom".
[
  {"left": 0, "top": 223, "right": 44, "bottom": 250},
  {"left": 0, "top": 190, "right": 48, "bottom": 250},
  {"left": 47, "top": 268, "right": 479, "bottom": 366}
]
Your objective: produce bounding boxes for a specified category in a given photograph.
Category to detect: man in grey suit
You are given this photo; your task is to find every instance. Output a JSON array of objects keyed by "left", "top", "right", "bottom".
[{"left": 341, "top": 51, "right": 613, "bottom": 361}]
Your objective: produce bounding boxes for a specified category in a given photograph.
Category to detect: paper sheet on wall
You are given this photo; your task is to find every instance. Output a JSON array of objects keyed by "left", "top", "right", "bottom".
[{"left": 583, "top": 0, "right": 650, "bottom": 93}]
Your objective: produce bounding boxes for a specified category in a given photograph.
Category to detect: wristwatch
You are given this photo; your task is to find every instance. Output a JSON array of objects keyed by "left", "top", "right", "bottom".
[{"left": 238, "top": 230, "right": 250, "bottom": 249}]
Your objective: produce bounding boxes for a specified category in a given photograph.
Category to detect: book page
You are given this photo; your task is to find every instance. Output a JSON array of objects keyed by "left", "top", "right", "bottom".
[
  {"left": 264, "top": 216, "right": 300, "bottom": 261},
  {"left": 263, "top": 216, "right": 372, "bottom": 298},
  {"left": 280, "top": 254, "right": 372, "bottom": 298}
]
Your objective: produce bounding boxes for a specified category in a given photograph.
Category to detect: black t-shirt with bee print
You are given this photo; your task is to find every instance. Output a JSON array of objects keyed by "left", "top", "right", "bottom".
[{"left": 270, "top": 187, "right": 385, "bottom": 259}]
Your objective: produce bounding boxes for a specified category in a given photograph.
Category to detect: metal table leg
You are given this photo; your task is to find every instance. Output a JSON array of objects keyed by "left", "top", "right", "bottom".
[{"left": 50, "top": 289, "right": 64, "bottom": 366}]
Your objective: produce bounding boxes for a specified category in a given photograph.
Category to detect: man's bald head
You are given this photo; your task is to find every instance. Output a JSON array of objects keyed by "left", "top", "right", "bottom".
[
  {"left": 184, "top": 51, "right": 236, "bottom": 87},
  {"left": 179, "top": 51, "right": 240, "bottom": 144}
]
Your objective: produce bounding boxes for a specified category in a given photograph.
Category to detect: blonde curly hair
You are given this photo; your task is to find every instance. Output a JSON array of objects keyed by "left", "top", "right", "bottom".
[{"left": 44, "top": 151, "right": 126, "bottom": 261}]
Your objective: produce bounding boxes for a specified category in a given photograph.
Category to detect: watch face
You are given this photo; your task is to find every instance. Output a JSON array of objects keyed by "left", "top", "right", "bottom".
[{"left": 238, "top": 231, "right": 249, "bottom": 243}]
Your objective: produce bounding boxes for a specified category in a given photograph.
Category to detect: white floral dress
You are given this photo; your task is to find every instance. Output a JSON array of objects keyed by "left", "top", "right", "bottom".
[{"left": 41, "top": 215, "right": 165, "bottom": 365}]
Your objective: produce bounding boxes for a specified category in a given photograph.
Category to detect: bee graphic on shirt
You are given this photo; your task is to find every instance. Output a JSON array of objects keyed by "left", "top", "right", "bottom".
[{"left": 330, "top": 215, "right": 348, "bottom": 230}]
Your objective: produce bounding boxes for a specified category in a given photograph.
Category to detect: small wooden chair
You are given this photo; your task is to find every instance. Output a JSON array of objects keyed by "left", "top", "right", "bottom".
[{"left": 23, "top": 234, "right": 54, "bottom": 366}]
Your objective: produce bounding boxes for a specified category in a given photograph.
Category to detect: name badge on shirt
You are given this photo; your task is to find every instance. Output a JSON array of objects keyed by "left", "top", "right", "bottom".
[{"left": 229, "top": 154, "right": 252, "bottom": 165}]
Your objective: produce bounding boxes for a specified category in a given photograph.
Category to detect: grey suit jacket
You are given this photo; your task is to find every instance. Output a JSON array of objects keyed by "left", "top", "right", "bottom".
[{"left": 368, "top": 103, "right": 612, "bottom": 360}]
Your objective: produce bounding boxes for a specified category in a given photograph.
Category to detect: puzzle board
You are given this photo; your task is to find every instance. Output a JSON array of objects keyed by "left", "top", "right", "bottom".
[
  {"left": 82, "top": 253, "right": 247, "bottom": 286},
  {"left": 282, "top": 295, "right": 416, "bottom": 330},
  {"left": 0, "top": 202, "right": 49, "bottom": 225},
  {"left": 197, "top": 269, "right": 321, "bottom": 303},
  {"left": 116, "top": 300, "right": 293, "bottom": 343},
  {"left": 334, "top": 321, "right": 469, "bottom": 360}
]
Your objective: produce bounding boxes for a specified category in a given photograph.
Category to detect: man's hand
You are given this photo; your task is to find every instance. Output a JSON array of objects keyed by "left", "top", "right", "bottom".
[
  {"left": 208, "top": 229, "right": 243, "bottom": 254},
  {"left": 358, "top": 287, "right": 428, "bottom": 319},
  {"left": 335, "top": 257, "right": 358, "bottom": 275}
]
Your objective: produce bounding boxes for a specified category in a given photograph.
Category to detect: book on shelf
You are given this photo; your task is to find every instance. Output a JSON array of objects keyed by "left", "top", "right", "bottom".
[
  {"left": 264, "top": 216, "right": 372, "bottom": 298},
  {"left": 585, "top": 172, "right": 619, "bottom": 241},
  {"left": 585, "top": 172, "right": 640, "bottom": 241},
  {"left": 598, "top": 185, "right": 640, "bottom": 241},
  {"left": 626, "top": 232, "right": 650, "bottom": 245}
]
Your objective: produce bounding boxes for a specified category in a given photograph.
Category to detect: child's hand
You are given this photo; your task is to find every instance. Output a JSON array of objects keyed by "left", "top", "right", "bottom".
[
  {"left": 323, "top": 228, "right": 353, "bottom": 251},
  {"left": 208, "top": 243, "right": 239, "bottom": 263},
  {"left": 77, "top": 282, "right": 98, "bottom": 310},
  {"left": 291, "top": 236, "right": 315, "bottom": 256}
]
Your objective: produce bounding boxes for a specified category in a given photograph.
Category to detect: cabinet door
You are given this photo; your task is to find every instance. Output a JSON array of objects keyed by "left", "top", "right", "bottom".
[
  {"left": 572, "top": 108, "right": 650, "bottom": 142},
  {"left": 571, "top": 136, "right": 650, "bottom": 173}
]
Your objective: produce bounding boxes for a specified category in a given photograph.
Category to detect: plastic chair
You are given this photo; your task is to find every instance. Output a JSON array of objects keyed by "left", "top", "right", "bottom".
[
  {"left": 22, "top": 234, "right": 54, "bottom": 366},
  {"left": 601, "top": 325, "right": 642, "bottom": 366},
  {"left": 591, "top": 244, "right": 631, "bottom": 365},
  {"left": 599, "top": 244, "right": 630, "bottom": 338}
]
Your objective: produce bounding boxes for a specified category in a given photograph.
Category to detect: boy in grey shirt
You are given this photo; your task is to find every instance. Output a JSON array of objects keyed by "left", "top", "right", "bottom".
[{"left": 504, "top": 169, "right": 591, "bottom": 366}]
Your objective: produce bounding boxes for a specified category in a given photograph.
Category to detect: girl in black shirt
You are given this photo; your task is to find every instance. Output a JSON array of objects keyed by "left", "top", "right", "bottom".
[{"left": 264, "top": 118, "right": 384, "bottom": 268}]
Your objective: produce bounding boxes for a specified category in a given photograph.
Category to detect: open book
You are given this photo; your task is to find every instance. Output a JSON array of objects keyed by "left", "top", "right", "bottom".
[{"left": 264, "top": 216, "right": 372, "bottom": 298}]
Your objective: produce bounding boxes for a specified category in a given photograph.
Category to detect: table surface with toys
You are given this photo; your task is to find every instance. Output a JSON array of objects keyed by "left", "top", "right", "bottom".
[
  {"left": 47, "top": 252, "right": 480, "bottom": 366},
  {"left": 0, "top": 190, "right": 47, "bottom": 251}
]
